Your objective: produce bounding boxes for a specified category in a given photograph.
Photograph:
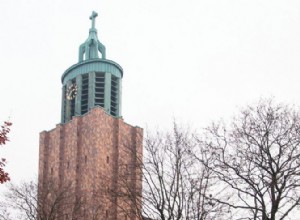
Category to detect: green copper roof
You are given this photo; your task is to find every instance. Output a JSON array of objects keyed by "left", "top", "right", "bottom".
[
  {"left": 78, "top": 11, "right": 106, "bottom": 61},
  {"left": 61, "top": 59, "right": 123, "bottom": 84}
]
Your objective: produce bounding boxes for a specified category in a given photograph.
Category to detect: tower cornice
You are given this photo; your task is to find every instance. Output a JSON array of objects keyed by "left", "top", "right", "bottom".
[{"left": 61, "top": 58, "right": 123, "bottom": 84}]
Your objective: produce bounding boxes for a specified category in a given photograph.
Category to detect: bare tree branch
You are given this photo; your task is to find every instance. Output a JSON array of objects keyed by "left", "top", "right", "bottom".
[
  {"left": 109, "top": 123, "right": 226, "bottom": 220},
  {"left": 199, "top": 99, "right": 300, "bottom": 220},
  {"left": 0, "top": 180, "right": 83, "bottom": 220}
]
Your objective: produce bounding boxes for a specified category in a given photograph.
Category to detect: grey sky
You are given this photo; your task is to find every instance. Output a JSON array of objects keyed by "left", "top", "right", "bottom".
[{"left": 1, "top": 0, "right": 300, "bottom": 183}]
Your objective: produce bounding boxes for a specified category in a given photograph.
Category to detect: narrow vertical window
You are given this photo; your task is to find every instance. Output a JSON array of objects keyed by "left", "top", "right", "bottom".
[
  {"left": 110, "top": 76, "right": 118, "bottom": 116},
  {"left": 95, "top": 72, "right": 105, "bottom": 107},
  {"left": 81, "top": 74, "right": 89, "bottom": 114}
]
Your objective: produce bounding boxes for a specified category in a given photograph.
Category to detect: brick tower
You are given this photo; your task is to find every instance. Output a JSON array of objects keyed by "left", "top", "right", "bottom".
[{"left": 38, "top": 11, "right": 143, "bottom": 220}]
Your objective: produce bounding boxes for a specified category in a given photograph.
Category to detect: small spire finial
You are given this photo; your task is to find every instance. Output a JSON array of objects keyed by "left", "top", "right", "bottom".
[
  {"left": 90, "top": 11, "right": 98, "bottom": 29},
  {"left": 78, "top": 11, "right": 106, "bottom": 61}
]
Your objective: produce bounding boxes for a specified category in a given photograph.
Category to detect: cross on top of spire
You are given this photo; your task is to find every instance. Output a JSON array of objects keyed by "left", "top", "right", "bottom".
[
  {"left": 78, "top": 11, "right": 106, "bottom": 61},
  {"left": 90, "top": 11, "right": 98, "bottom": 29}
]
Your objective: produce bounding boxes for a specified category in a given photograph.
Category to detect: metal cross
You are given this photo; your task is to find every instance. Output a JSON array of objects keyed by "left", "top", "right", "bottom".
[{"left": 89, "top": 11, "right": 98, "bottom": 29}]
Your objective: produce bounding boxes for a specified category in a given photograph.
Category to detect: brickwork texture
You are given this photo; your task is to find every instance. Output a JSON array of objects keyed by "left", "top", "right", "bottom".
[{"left": 38, "top": 107, "right": 143, "bottom": 220}]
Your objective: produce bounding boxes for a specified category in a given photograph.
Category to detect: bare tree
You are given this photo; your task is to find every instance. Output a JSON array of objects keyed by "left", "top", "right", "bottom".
[
  {"left": 200, "top": 99, "right": 300, "bottom": 220},
  {"left": 111, "top": 123, "right": 225, "bottom": 220},
  {"left": 0, "top": 180, "right": 81, "bottom": 220}
]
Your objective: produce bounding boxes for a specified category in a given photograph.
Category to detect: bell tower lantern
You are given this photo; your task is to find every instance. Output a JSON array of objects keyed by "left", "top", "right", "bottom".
[{"left": 61, "top": 11, "right": 123, "bottom": 123}]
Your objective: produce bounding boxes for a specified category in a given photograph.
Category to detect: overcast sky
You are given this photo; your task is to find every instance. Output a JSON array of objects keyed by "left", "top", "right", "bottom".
[{"left": 1, "top": 0, "right": 300, "bottom": 183}]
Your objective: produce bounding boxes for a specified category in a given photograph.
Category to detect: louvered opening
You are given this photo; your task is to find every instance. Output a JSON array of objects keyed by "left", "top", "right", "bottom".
[
  {"left": 81, "top": 74, "right": 89, "bottom": 114},
  {"left": 95, "top": 72, "right": 105, "bottom": 108},
  {"left": 111, "top": 76, "right": 119, "bottom": 116}
]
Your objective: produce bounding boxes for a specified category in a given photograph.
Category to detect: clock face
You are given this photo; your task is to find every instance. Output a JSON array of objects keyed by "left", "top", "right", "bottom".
[{"left": 66, "top": 83, "right": 78, "bottom": 100}]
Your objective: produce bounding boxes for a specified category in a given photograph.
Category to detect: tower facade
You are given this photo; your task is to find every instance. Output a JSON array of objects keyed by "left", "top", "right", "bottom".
[{"left": 38, "top": 12, "right": 142, "bottom": 220}]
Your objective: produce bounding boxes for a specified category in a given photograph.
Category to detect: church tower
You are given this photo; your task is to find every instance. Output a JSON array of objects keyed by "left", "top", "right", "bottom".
[{"left": 38, "top": 12, "right": 143, "bottom": 220}]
